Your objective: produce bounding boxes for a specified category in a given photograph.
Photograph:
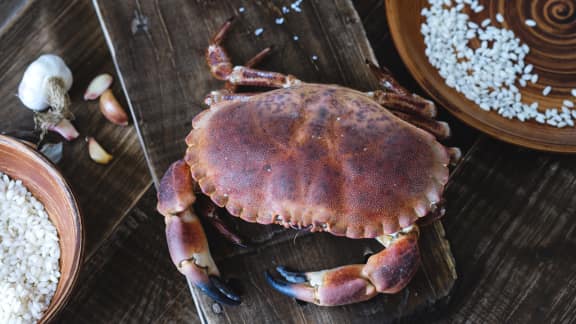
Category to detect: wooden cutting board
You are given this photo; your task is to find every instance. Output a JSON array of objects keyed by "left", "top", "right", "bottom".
[{"left": 93, "top": 0, "right": 456, "bottom": 322}]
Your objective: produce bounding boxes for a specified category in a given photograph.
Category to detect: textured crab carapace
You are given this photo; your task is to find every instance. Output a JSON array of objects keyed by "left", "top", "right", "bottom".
[{"left": 157, "top": 18, "right": 460, "bottom": 306}]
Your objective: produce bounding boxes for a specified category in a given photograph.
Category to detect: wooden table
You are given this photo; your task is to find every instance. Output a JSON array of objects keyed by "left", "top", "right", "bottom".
[{"left": 2, "top": 0, "right": 576, "bottom": 323}]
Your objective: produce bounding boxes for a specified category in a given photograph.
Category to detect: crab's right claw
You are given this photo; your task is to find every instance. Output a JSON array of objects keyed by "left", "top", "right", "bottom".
[
  {"left": 158, "top": 160, "right": 240, "bottom": 306},
  {"left": 157, "top": 160, "right": 196, "bottom": 216},
  {"left": 180, "top": 260, "right": 241, "bottom": 305},
  {"left": 166, "top": 209, "right": 241, "bottom": 306}
]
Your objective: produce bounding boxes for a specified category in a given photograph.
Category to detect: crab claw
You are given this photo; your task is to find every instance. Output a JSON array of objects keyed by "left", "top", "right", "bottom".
[
  {"left": 158, "top": 160, "right": 241, "bottom": 306},
  {"left": 265, "top": 271, "right": 317, "bottom": 303},
  {"left": 276, "top": 266, "right": 307, "bottom": 283},
  {"left": 181, "top": 261, "right": 240, "bottom": 305},
  {"left": 166, "top": 209, "right": 241, "bottom": 306},
  {"left": 265, "top": 226, "right": 420, "bottom": 306}
]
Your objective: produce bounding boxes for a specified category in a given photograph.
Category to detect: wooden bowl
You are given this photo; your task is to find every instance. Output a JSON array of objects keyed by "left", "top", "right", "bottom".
[
  {"left": 386, "top": 0, "right": 576, "bottom": 152},
  {"left": 0, "top": 135, "right": 84, "bottom": 323}
]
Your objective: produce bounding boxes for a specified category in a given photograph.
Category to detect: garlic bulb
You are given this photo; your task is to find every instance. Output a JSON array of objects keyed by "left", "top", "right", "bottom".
[
  {"left": 17, "top": 54, "right": 78, "bottom": 141},
  {"left": 18, "top": 54, "right": 73, "bottom": 111}
]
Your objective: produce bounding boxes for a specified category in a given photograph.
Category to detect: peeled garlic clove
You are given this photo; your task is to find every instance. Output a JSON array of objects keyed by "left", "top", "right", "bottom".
[
  {"left": 99, "top": 89, "right": 129, "bottom": 126},
  {"left": 87, "top": 137, "right": 113, "bottom": 164},
  {"left": 84, "top": 73, "right": 113, "bottom": 100},
  {"left": 48, "top": 119, "right": 79, "bottom": 141}
]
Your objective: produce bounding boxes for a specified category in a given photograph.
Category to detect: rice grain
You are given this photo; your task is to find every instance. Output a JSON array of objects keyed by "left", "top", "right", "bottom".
[{"left": 0, "top": 172, "right": 60, "bottom": 323}]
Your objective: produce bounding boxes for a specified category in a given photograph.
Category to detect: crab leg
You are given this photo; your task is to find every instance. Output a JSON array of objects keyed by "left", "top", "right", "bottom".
[
  {"left": 195, "top": 195, "right": 248, "bottom": 248},
  {"left": 157, "top": 160, "right": 240, "bottom": 305},
  {"left": 204, "top": 90, "right": 258, "bottom": 106},
  {"left": 368, "top": 90, "right": 437, "bottom": 119},
  {"left": 207, "top": 18, "right": 301, "bottom": 89},
  {"left": 391, "top": 111, "right": 451, "bottom": 140},
  {"left": 266, "top": 226, "right": 420, "bottom": 306},
  {"left": 205, "top": 45, "right": 273, "bottom": 105},
  {"left": 365, "top": 60, "right": 436, "bottom": 118},
  {"left": 224, "top": 46, "right": 274, "bottom": 92}
]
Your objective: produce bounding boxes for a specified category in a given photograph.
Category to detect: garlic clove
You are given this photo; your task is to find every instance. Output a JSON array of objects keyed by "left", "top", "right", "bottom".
[
  {"left": 84, "top": 73, "right": 113, "bottom": 100},
  {"left": 99, "top": 90, "right": 129, "bottom": 126},
  {"left": 87, "top": 137, "right": 113, "bottom": 164},
  {"left": 48, "top": 119, "right": 79, "bottom": 141}
]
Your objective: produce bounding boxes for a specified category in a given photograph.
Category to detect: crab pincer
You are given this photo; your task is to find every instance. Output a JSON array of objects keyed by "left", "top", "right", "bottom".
[
  {"left": 158, "top": 160, "right": 240, "bottom": 305},
  {"left": 266, "top": 227, "right": 420, "bottom": 306}
]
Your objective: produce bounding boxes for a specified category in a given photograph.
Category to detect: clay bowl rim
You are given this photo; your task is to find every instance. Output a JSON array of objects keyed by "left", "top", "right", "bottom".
[
  {"left": 0, "top": 134, "right": 84, "bottom": 323},
  {"left": 385, "top": 0, "right": 576, "bottom": 153}
]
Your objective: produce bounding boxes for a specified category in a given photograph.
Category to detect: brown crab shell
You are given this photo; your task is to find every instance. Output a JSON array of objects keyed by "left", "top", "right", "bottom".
[{"left": 185, "top": 84, "right": 449, "bottom": 238}]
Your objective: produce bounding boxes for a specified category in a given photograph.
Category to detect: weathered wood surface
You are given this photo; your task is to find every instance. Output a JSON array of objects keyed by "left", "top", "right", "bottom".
[
  {"left": 0, "top": 0, "right": 152, "bottom": 258},
  {"left": 92, "top": 0, "right": 457, "bottom": 323},
  {"left": 4, "top": 0, "right": 576, "bottom": 323},
  {"left": 0, "top": 0, "right": 155, "bottom": 321},
  {"left": 399, "top": 137, "right": 576, "bottom": 324}
]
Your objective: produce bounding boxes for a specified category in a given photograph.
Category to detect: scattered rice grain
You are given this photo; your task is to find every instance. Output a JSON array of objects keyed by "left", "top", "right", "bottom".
[
  {"left": 420, "top": 0, "right": 575, "bottom": 128},
  {"left": 525, "top": 19, "right": 537, "bottom": 27}
]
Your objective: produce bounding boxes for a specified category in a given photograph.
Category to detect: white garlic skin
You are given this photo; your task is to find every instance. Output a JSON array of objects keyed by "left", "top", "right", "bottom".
[{"left": 18, "top": 54, "right": 73, "bottom": 111}]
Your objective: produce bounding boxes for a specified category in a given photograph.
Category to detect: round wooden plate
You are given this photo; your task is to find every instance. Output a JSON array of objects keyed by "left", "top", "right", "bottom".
[{"left": 386, "top": 0, "right": 576, "bottom": 152}]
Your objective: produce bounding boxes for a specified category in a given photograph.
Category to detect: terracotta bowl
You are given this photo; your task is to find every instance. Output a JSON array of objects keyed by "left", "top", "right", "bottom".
[{"left": 0, "top": 135, "right": 84, "bottom": 323}]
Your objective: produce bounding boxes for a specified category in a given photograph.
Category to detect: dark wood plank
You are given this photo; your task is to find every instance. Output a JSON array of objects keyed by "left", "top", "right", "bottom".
[
  {"left": 58, "top": 188, "right": 200, "bottom": 324},
  {"left": 427, "top": 138, "right": 576, "bottom": 323},
  {"left": 0, "top": 0, "right": 151, "bottom": 258},
  {"left": 94, "top": 0, "right": 457, "bottom": 322}
]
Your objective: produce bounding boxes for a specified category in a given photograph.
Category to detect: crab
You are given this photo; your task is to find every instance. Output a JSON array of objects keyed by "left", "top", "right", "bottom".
[{"left": 156, "top": 18, "right": 460, "bottom": 307}]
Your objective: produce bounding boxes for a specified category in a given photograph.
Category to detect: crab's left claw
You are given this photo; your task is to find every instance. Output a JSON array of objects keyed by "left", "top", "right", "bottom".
[
  {"left": 265, "top": 226, "right": 420, "bottom": 306},
  {"left": 158, "top": 160, "right": 241, "bottom": 306}
]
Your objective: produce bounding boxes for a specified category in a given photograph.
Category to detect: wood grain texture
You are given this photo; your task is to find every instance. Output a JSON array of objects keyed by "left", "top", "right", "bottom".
[
  {"left": 0, "top": 0, "right": 152, "bottom": 259},
  {"left": 58, "top": 189, "right": 200, "bottom": 323},
  {"left": 386, "top": 0, "right": 576, "bottom": 152},
  {"left": 0, "top": 1, "right": 152, "bottom": 321},
  {"left": 93, "top": 0, "right": 457, "bottom": 322},
  {"left": 424, "top": 138, "right": 576, "bottom": 324}
]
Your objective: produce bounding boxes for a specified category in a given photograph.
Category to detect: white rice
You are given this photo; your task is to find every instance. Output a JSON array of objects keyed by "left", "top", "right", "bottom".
[
  {"left": 0, "top": 172, "right": 60, "bottom": 323},
  {"left": 421, "top": 0, "right": 574, "bottom": 128},
  {"left": 525, "top": 19, "right": 537, "bottom": 27},
  {"left": 254, "top": 28, "right": 264, "bottom": 36}
]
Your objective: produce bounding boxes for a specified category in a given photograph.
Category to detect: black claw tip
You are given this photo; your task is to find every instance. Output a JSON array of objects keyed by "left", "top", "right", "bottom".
[
  {"left": 264, "top": 271, "right": 298, "bottom": 299},
  {"left": 197, "top": 276, "right": 241, "bottom": 306},
  {"left": 276, "top": 266, "right": 307, "bottom": 283}
]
